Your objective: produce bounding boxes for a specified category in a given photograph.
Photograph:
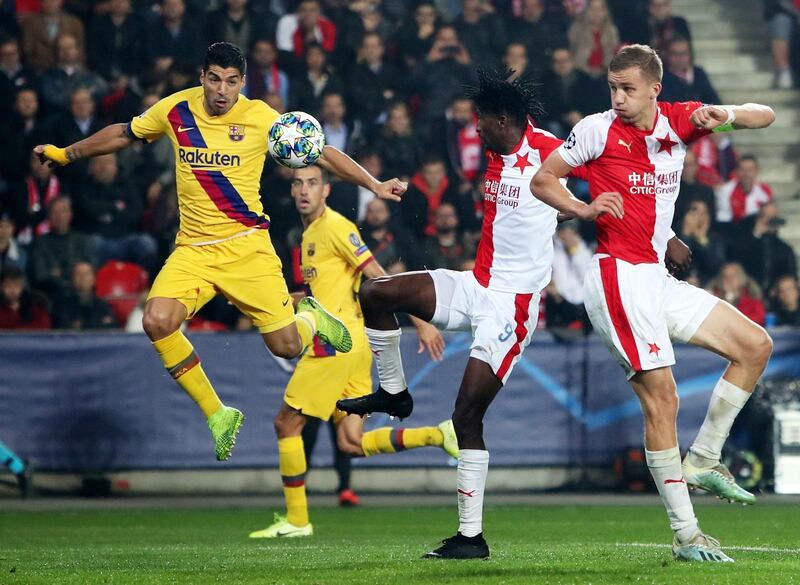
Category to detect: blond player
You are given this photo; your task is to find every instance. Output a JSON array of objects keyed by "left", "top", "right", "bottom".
[
  {"left": 249, "top": 164, "right": 457, "bottom": 538},
  {"left": 34, "top": 42, "right": 406, "bottom": 461}
]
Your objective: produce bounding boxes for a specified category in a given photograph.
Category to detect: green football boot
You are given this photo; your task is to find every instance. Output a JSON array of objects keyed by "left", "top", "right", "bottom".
[
  {"left": 297, "top": 296, "right": 352, "bottom": 353},
  {"left": 682, "top": 457, "right": 756, "bottom": 505},
  {"left": 673, "top": 531, "right": 734, "bottom": 563},
  {"left": 438, "top": 419, "right": 459, "bottom": 459},
  {"left": 207, "top": 406, "right": 244, "bottom": 461}
]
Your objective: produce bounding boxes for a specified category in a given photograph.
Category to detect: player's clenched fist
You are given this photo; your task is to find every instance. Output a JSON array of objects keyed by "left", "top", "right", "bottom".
[
  {"left": 33, "top": 144, "right": 70, "bottom": 167},
  {"left": 374, "top": 178, "right": 407, "bottom": 202},
  {"left": 579, "top": 191, "right": 624, "bottom": 221},
  {"left": 689, "top": 106, "right": 731, "bottom": 130}
]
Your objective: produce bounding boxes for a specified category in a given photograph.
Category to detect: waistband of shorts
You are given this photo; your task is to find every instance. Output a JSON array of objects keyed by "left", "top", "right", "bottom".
[{"left": 188, "top": 228, "right": 259, "bottom": 247}]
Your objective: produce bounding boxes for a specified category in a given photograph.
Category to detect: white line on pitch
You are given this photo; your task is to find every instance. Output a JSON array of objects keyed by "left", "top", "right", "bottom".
[{"left": 618, "top": 542, "right": 800, "bottom": 554}]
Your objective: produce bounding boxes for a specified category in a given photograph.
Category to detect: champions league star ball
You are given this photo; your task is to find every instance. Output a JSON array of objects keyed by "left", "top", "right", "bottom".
[{"left": 268, "top": 111, "right": 326, "bottom": 168}]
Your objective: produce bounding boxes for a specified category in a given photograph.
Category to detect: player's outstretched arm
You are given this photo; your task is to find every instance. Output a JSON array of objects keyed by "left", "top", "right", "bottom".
[
  {"left": 317, "top": 145, "right": 407, "bottom": 202},
  {"left": 691, "top": 103, "right": 776, "bottom": 132},
  {"left": 532, "top": 151, "right": 624, "bottom": 221},
  {"left": 34, "top": 123, "right": 134, "bottom": 167}
]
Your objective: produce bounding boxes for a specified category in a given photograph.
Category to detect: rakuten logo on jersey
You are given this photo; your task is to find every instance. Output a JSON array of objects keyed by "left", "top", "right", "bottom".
[
  {"left": 484, "top": 179, "right": 521, "bottom": 209},
  {"left": 627, "top": 170, "right": 680, "bottom": 196},
  {"left": 178, "top": 148, "right": 241, "bottom": 168}
]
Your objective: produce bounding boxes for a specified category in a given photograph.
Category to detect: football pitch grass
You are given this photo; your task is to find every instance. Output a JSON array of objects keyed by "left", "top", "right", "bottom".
[{"left": 2, "top": 497, "right": 800, "bottom": 584}]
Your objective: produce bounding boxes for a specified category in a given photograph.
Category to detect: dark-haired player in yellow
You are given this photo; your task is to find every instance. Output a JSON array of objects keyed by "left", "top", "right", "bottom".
[
  {"left": 249, "top": 164, "right": 457, "bottom": 538},
  {"left": 34, "top": 42, "right": 407, "bottom": 462}
]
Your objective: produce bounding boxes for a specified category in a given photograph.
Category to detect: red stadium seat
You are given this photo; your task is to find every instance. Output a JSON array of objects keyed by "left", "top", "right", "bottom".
[{"left": 95, "top": 261, "right": 149, "bottom": 326}]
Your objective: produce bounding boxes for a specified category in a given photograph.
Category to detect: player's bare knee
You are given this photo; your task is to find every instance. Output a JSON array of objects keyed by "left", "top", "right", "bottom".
[
  {"left": 142, "top": 307, "right": 180, "bottom": 340},
  {"left": 748, "top": 329, "right": 773, "bottom": 367},
  {"left": 359, "top": 277, "right": 397, "bottom": 311},
  {"left": 336, "top": 435, "right": 362, "bottom": 456}
]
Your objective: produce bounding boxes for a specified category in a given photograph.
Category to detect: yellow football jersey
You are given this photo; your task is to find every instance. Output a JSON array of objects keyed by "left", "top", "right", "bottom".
[
  {"left": 301, "top": 208, "right": 374, "bottom": 357},
  {"left": 129, "top": 86, "right": 278, "bottom": 245}
]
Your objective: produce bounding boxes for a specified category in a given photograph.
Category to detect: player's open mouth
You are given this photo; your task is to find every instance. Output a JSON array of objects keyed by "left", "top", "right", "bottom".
[{"left": 216, "top": 99, "right": 228, "bottom": 108}]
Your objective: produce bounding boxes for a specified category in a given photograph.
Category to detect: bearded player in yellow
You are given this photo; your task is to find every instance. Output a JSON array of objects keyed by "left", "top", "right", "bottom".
[
  {"left": 33, "top": 42, "right": 407, "bottom": 462},
  {"left": 249, "top": 164, "right": 458, "bottom": 538}
]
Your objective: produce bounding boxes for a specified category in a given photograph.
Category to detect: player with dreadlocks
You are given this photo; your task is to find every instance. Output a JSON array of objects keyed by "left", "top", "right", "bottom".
[{"left": 336, "top": 69, "right": 618, "bottom": 559}]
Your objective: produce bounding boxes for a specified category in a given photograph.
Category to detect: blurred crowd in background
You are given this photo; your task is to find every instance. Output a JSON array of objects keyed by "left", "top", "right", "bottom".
[{"left": 0, "top": 0, "right": 798, "bottom": 333}]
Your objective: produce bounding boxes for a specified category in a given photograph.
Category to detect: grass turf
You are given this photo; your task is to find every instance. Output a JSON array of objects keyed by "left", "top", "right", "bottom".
[{"left": 1, "top": 501, "right": 799, "bottom": 584}]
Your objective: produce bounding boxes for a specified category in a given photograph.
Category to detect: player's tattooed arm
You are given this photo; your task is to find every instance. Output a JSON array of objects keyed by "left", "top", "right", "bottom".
[
  {"left": 532, "top": 151, "right": 624, "bottom": 221},
  {"left": 317, "top": 145, "right": 407, "bottom": 202},
  {"left": 691, "top": 104, "right": 776, "bottom": 132},
  {"left": 33, "top": 123, "right": 135, "bottom": 167}
]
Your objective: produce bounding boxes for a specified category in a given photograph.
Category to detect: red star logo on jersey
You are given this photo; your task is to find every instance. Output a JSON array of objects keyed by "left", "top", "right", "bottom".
[
  {"left": 656, "top": 133, "right": 677, "bottom": 156},
  {"left": 513, "top": 152, "right": 532, "bottom": 173},
  {"left": 648, "top": 342, "right": 661, "bottom": 356}
]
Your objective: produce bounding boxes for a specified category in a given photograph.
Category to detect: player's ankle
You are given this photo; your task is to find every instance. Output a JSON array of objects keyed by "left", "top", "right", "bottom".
[{"left": 686, "top": 449, "right": 718, "bottom": 469}]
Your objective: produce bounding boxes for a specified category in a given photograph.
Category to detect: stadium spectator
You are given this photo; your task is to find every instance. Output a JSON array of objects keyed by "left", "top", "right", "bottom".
[
  {"left": 319, "top": 91, "right": 362, "bottom": 154},
  {"left": 142, "top": 0, "right": 205, "bottom": 73},
  {"left": 606, "top": 0, "right": 649, "bottom": 44},
  {"left": 52, "top": 260, "right": 117, "bottom": 329},
  {"left": 692, "top": 132, "right": 737, "bottom": 188},
  {"left": 0, "top": 212, "right": 26, "bottom": 274},
  {"left": 540, "top": 46, "right": 606, "bottom": 137},
  {"left": 375, "top": 102, "right": 421, "bottom": 181},
  {"left": 0, "top": 37, "right": 37, "bottom": 115},
  {"left": 245, "top": 38, "right": 289, "bottom": 105},
  {"left": 503, "top": 42, "right": 531, "bottom": 80},
  {"left": 732, "top": 202, "right": 797, "bottom": 293},
  {"left": 647, "top": 0, "right": 690, "bottom": 55},
  {"left": 678, "top": 199, "right": 725, "bottom": 286},
  {"left": 567, "top": 0, "right": 620, "bottom": 78},
  {"left": 275, "top": 0, "right": 337, "bottom": 59},
  {"left": 74, "top": 153, "right": 158, "bottom": 275},
  {"left": 360, "top": 197, "right": 421, "bottom": 272},
  {"left": 660, "top": 36, "right": 720, "bottom": 104},
  {"left": 49, "top": 86, "right": 105, "bottom": 184},
  {"left": 507, "top": 0, "right": 568, "bottom": 77},
  {"left": 333, "top": 0, "right": 394, "bottom": 68},
  {"left": 437, "top": 97, "right": 482, "bottom": 192},
  {"left": 346, "top": 32, "right": 400, "bottom": 132},
  {"left": 771, "top": 275, "right": 800, "bottom": 327},
  {"left": 402, "top": 155, "right": 472, "bottom": 240},
  {"left": 423, "top": 202, "right": 474, "bottom": 270},
  {"left": 10, "top": 151, "right": 65, "bottom": 245},
  {"left": 206, "top": 0, "right": 274, "bottom": 54},
  {"left": 27, "top": 196, "right": 92, "bottom": 297},
  {"left": 715, "top": 155, "right": 773, "bottom": 225},
  {"left": 86, "top": 0, "right": 142, "bottom": 81},
  {"left": 21, "top": 0, "right": 85, "bottom": 72},
  {"left": 394, "top": 1, "right": 437, "bottom": 69},
  {"left": 454, "top": 0, "right": 507, "bottom": 68},
  {"left": 290, "top": 42, "right": 344, "bottom": 118},
  {"left": 545, "top": 221, "right": 592, "bottom": 331},
  {"left": 1, "top": 87, "right": 45, "bottom": 183},
  {"left": 0, "top": 265, "right": 51, "bottom": 329},
  {"left": 763, "top": 0, "right": 798, "bottom": 89},
  {"left": 673, "top": 149, "right": 716, "bottom": 229},
  {"left": 40, "top": 33, "right": 108, "bottom": 113},
  {"left": 708, "top": 262, "right": 767, "bottom": 326},
  {"left": 408, "top": 24, "right": 474, "bottom": 129}
]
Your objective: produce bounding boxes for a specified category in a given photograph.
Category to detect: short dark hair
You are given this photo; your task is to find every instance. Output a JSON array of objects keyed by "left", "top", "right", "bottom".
[
  {"left": 609, "top": 44, "right": 663, "bottom": 83},
  {"left": 465, "top": 67, "right": 541, "bottom": 126},
  {"left": 1, "top": 266, "right": 24, "bottom": 283},
  {"left": 738, "top": 154, "right": 759, "bottom": 166},
  {"left": 295, "top": 164, "right": 330, "bottom": 185},
  {"left": 204, "top": 42, "right": 246, "bottom": 76}
]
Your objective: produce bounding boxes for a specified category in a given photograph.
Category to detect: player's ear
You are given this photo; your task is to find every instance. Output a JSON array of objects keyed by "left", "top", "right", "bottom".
[
  {"left": 322, "top": 183, "right": 331, "bottom": 199},
  {"left": 652, "top": 82, "right": 662, "bottom": 100}
]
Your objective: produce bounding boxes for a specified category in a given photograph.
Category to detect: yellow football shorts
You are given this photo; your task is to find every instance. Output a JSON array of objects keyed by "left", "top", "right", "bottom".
[
  {"left": 148, "top": 229, "right": 295, "bottom": 333},
  {"left": 284, "top": 348, "right": 372, "bottom": 422}
]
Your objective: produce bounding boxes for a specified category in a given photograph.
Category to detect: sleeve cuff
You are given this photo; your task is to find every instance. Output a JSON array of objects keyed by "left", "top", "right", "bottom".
[{"left": 356, "top": 256, "right": 375, "bottom": 272}]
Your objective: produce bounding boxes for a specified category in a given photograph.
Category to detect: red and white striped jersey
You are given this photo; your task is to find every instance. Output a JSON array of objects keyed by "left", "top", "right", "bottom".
[
  {"left": 715, "top": 178, "right": 773, "bottom": 223},
  {"left": 558, "top": 101, "right": 712, "bottom": 265},
  {"left": 473, "top": 123, "right": 566, "bottom": 293}
]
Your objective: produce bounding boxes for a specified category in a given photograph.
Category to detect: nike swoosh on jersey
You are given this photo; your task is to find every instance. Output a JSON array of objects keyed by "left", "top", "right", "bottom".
[{"left": 177, "top": 126, "right": 195, "bottom": 133}]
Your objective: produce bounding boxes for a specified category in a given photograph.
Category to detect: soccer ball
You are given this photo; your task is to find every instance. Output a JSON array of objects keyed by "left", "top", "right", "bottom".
[{"left": 268, "top": 111, "right": 326, "bottom": 168}]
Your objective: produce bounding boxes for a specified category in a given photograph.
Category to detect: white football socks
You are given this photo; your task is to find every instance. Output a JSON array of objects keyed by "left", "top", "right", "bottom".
[
  {"left": 366, "top": 327, "right": 406, "bottom": 394},
  {"left": 688, "top": 378, "right": 751, "bottom": 469},
  {"left": 646, "top": 446, "right": 698, "bottom": 543},
  {"left": 457, "top": 449, "right": 489, "bottom": 538}
]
